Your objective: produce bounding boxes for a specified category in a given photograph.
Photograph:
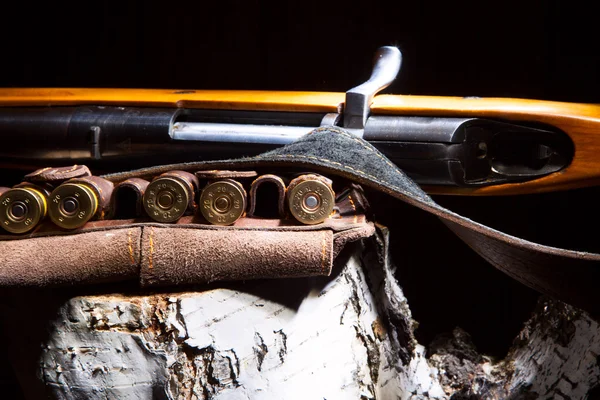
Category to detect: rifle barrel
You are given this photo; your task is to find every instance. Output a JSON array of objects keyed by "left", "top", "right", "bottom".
[{"left": 0, "top": 89, "right": 598, "bottom": 195}]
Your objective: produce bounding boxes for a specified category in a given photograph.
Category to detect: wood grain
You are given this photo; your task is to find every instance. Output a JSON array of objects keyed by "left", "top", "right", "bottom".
[
  {"left": 0, "top": 88, "right": 344, "bottom": 112},
  {"left": 372, "top": 95, "right": 600, "bottom": 195},
  {"left": 0, "top": 89, "right": 598, "bottom": 195}
]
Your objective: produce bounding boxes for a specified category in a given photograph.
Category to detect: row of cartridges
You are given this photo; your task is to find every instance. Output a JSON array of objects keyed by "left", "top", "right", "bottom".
[{"left": 0, "top": 168, "right": 336, "bottom": 234}]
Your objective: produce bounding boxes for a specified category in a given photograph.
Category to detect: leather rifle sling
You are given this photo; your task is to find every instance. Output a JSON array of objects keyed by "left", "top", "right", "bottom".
[{"left": 103, "top": 127, "right": 600, "bottom": 318}]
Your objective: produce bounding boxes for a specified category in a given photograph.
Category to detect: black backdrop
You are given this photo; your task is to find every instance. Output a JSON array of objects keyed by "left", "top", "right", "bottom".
[
  {"left": 1, "top": 1, "right": 598, "bottom": 102},
  {"left": 0, "top": 0, "right": 599, "bottom": 395}
]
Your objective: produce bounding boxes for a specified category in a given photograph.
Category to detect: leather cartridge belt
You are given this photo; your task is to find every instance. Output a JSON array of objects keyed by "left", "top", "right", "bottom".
[
  {"left": 0, "top": 152, "right": 375, "bottom": 289},
  {"left": 1, "top": 127, "right": 599, "bottom": 319}
]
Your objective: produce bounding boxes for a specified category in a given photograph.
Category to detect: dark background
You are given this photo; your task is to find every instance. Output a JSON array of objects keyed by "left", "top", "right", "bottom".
[
  {"left": 0, "top": 0, "right": 599, "bottom": 397},
  {"left": 1, "top": 1, "right": 598, "bottom": 102}
]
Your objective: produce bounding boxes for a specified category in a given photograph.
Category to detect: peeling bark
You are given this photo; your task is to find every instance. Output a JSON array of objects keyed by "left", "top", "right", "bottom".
[
  {"left": 3, "top": 228, "right": 600, "bottom": 399},
  {"left": 424, "top": 298, "right": 600, "bottom": 400}
]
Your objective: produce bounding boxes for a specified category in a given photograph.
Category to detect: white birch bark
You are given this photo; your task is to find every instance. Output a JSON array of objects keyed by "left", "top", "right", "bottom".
[
  {"left": 3, "top": 228, "right": 600, "bottom": 399},
  {"left": 33, "top": 236, "right": 445, "bottom": 400}
]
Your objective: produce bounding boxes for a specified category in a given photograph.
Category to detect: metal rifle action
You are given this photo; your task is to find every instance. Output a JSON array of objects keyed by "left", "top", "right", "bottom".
[
  {"left": 3, "top": 47, "right": 600, "bottom": 325},
  {"left": 1, "top": 46, "right": 598, "bottom": 197}
]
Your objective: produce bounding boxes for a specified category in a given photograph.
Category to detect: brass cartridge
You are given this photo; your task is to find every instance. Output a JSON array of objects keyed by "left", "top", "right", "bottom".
[
  {"left": 48, "top": 176, "right": 113, "bottom": 229},
  {"left": 199, "top": 179, "right": 247, "bottom": 225},
  {"left": 48, "top": 183, "right": 99, "bottom": 229},
  {"left": 0, "top": 187, "right": 48, "bottom": 234},
  {"left": 143, "top": 171, "right": 198, "bottom": 223},
  {"left": 287, "top": 174, "right": 335, "bottom": 225}
]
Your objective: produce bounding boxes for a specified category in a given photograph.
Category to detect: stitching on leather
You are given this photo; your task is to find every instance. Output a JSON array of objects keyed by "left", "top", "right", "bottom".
[
  {"left": 268, "top": 128, "right": 429, "bottom": 200},
  {"left": 253, "top": 129, "right": 423, "bottom": 199},
  {"left": 127, "top": 229, "right": 135, "bottom": 264},
  {"left": 63, "top": 165, "right": 79, "bottom": 174},
  {"left": 254, "top": 153, "right": 425, "bottom": 201},
  {"left": 320, "top": 231, "right": 328, "bottom": 273},
  {"left": 137, "top": 226, "right": 144, "bottom": 269},
  {"left": 348, "top": 195, "right": 358, "bottom": 224},
  {"left": 54, "top": 165, "right": 79, "bottom": 176},
  {"left": 335, "top": 129, "right": 398, "bottom": 170},
  {"left": 148, "top": 227, "right": 154, "bottom": 269},
  {"left": 307, "top": 127, "right": 398, "bottom": 171}
]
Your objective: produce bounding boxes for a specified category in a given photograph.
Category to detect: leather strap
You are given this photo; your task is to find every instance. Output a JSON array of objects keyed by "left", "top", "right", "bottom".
[
  {"left": 24, "top": 165, "right": 91, "bottom": 183},
  {"left": 108, "top": 178, "right": 150, "bottom": 218},
  {"left": 103, "top": 127, "right": 600, "bottom": 317}
]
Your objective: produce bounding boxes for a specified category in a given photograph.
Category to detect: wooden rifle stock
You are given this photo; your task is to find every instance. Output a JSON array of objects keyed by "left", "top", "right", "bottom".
[
  {"left": 373, "top": 95, "right": 600, "bottom": 195},
  {"left": 0, "top": 88, "right": 598, "bottom": 195}
]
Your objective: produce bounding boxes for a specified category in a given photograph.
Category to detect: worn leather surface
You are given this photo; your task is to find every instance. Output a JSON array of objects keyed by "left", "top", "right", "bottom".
[
  {"left": 99, "top": 126, "right": 600, "bottom": 316},
  {"left": 159, "top": 170, "right": 200, "bottom": 211},
  {"left": 1, "top": 126, "right": 599, "bottom": 316},
  {"left": 0, "top": 220, "right": 374, "bottom": 287},
  {"left": 24, "top": 165, "right": 92, "bottom": 183},
  {"left": 108, "top": 178, "right": 150, "bottom": 218},
  {"left": 0, "top": 228, "right": 141, "bottom": 286},
  {"left": 139, "top": 226, "right": 334, "bottom": 287},
  {"left": 68, "top": 176, "right": 114, "bottom": 219},
  {"left": 0, "top": 174, "right": 375, "bottom": 287},
  {"left": 247, "top": 174, "right": 287, "bottom": 218}
]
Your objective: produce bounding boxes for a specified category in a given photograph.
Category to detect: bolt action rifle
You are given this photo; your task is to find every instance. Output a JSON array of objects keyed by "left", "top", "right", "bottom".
[
  {"left": 1, "top": 47, "right": 597, "bottom": 195},
  {"left": 1, "top": 47, "right": 599, "bottom": 317}
]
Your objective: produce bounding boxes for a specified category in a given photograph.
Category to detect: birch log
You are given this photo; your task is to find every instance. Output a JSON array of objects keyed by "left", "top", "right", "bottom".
[{"left": 3, "top": 228, "right": 600, "bottom": 399}]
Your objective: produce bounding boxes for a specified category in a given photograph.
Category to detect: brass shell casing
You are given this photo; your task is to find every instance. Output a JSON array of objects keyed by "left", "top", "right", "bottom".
[
  {"left": 143, "top": 177, "right": 190, "bottom": 223},
  {"left": 48, "top": 183, "right": 98, "bottom": 229},
  {"left": 287, "top": 175, "right": 335, "bottom": 225},
  {"left": 199, "top": 180, "right": 246, "bottom": 225},
  {"left": 0, "top": 188, "right": 47, "bottom": 234}
]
